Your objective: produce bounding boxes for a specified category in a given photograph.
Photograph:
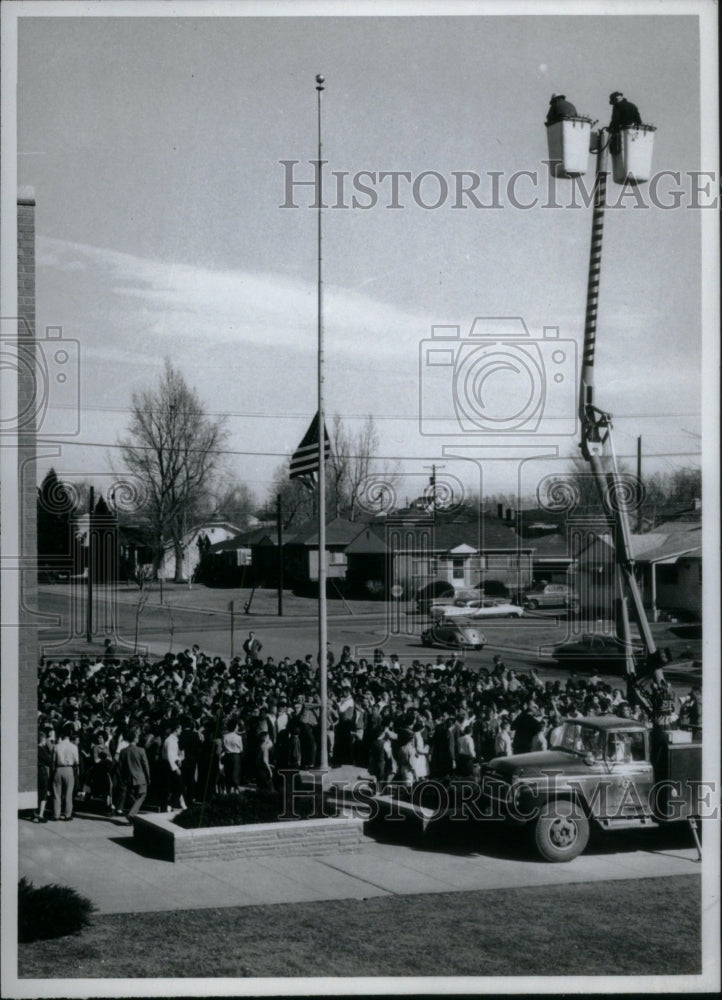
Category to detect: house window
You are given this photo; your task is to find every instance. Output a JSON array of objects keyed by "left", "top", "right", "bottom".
[
  {"left": 452, "top": 557, "right": 465, "bottom": 580},
  {"left": 657, "top": 565, "right": 678, "bottom": 585}
]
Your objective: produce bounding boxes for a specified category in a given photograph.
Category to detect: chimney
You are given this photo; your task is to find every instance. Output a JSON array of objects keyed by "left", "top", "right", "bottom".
[
  {"left": 497, "top": 503, "right": 504, "bottom": 520},
  {"left": 505, "top": 508, "right": 514, "bottom": 523},
  {"left": 692, "top": 498, "right": 701, "bottom": 511}
]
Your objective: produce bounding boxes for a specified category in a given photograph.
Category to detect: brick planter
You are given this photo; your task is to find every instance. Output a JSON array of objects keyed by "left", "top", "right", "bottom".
[{"left": 132, "top": 812, "right": 366, "bottom": 862}]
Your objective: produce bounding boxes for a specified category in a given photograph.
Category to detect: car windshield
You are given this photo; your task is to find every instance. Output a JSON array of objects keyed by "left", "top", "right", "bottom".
[{"left": 556, "top": 722, "right": 605, "bottom": 759}]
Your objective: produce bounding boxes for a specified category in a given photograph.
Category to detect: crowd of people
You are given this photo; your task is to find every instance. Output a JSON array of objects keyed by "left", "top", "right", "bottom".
[{"left": 32, "top": 634, "right": 702, "bottom": 823}]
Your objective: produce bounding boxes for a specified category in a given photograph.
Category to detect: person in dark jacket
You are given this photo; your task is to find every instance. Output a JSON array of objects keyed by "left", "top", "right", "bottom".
[
  {"left": 609, "top": 91, "right": 642, "bottom": 154},
  {"left": 118, "top": 728, "right": 151, "bottom": 821},
  {"left": 609, "top": 91, "right": 642, "bottom": 130},
  {"left": 545, "top": 93, "right": 578, "bottom": 125}
]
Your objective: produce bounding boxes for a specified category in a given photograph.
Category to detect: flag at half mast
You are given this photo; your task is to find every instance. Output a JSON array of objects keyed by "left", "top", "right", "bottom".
[{"left": 289, "top": 411, "right": 331, "bottom": 481}]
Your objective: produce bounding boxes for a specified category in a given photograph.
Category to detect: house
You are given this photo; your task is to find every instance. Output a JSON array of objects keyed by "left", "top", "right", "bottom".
[
  {"left": 282, "top": 517, "right": 362, "bottom": 590},
  {"left": 196, "top": 525, "right": 275, "bottom": 587},
  {"left": 157, "top": 521, "right": 242, "bottom": 581},
  {"left": 504, "top": 505, "right": 577, "bottom": 586},
  {"left": 345, "top": 511, "right": 534, "bottom": 599},
  {"left": 576, "top": 520, "right": 702, "bottom": 620}
]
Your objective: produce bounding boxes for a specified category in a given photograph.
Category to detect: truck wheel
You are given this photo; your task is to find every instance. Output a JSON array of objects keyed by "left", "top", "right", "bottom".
[
  {"left": 534, "top": 800, "right": 589, "bottom": 862},
  {"left": 525, "top": 599, "right": 539, "bottom": 610}
]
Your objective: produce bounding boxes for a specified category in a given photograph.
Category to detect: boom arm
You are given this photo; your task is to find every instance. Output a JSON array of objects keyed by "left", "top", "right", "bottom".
[{"left": 578, "top": 129, "right": 667, "bottom": 719}]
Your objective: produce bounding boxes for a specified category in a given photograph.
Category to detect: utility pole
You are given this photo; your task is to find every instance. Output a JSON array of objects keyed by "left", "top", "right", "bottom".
[
  {"left": 86, "top": 485, "right": 94, "bottom": 643},
  {"left": 636, "top": 435, "right": 643, "bottom": 533},
  {"left": 425, "top": 463, "right": 441, "bottom": 523},
  {"left": 276, "top": 493, "right": 283, "bottom": 616}
]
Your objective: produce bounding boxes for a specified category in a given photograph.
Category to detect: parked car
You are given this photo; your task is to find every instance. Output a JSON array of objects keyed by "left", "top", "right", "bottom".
[
  {"left": 432, "top": 598, "right": 525, "bottom": 620},
  {"left": 420, "top": 621, "right": 486, "bottom": 651},
  {"left": 523, "top": 582, "right": 578, "bottom": 611},
  {"left": 552, "top": 633, "right": 643, "bottom": 671},
  {"left": 415, "top": 583, "right": 481, "bottom": 614}
]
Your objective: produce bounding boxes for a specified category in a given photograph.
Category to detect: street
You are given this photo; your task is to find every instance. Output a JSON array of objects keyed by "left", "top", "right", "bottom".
[{"left": 36, "top": 583, "right": 702, "bottom": 694}]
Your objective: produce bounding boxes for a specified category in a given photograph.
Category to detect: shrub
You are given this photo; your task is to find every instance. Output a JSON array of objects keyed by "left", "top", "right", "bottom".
[
  {"left": 18, "top": 877, "right": 96, "bottom": 943},
  {"left": 174, "top": 789, "right": 322, "bottom": 829}
]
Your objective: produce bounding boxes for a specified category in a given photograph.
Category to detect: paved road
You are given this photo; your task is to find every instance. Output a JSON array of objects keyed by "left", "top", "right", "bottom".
[{"left": 37, "top": 586, "right": 702, "bottom": 694}]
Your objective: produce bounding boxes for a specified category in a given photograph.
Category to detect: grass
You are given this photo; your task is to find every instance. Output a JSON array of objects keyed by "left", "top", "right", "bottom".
[{"left": 18, "top": 874, "right": 700, "bottom": 979}]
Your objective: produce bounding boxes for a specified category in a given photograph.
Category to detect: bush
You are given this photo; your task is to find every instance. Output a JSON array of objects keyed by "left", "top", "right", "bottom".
[
  {"left": 18, "top": 877, "right": 96, "bottom": 943},
  {"left": 174, "top": 789, "right": 321, "bottom": 829}
]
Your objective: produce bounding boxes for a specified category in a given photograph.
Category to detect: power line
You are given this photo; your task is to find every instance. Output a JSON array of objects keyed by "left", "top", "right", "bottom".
[
  {"left": 45, "top": 402, "right": 702, "bottom": 422},
  {"left": 43, "top": 438, "right": 703, "bottom": 462}
]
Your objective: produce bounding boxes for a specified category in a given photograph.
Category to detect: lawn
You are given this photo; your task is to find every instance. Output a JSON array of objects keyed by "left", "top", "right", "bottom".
[{"left": 18, "top": 874, "right": 700, "bottom": 980}]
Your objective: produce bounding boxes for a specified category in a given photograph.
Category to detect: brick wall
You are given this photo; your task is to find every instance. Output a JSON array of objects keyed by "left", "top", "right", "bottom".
[
  {"left": 133, "top": 814, "right": 366, "bottom": 862},
  {"left": 18, "top": 192, "right": 38, "bottom": 806}
]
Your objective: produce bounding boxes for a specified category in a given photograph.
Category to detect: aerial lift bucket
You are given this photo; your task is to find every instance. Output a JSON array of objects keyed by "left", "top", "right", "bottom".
[
  {"left": 546, "top": 117, "right": 593, "bottom": 177},
  {"left": 611, "top": 124, "right": 657, "bottom": 185}
]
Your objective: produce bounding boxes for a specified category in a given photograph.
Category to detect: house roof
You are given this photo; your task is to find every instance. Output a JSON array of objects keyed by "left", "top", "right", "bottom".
[
  {"left": 210, "top": 526, "right": 276, "bottom": 553},
  {"left": 345, "top": 524, "right": 389, "bottom": 555},
  {"left": 161, "top": 521, "right": 242, "bottom": 553},
  {"left": 580, "top": 522, "right": 702, "bottom": 565},
  {"left": 285, "top": 517, "right": 363, "bottom": 548},
  {"left": 527, "top": 531, "right": 576, "bottom": 559},
  {"left": 345, "top": 515, "right": 532, "bottom": 555}
]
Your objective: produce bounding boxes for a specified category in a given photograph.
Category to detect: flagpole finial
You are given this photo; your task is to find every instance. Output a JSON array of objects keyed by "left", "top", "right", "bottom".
[{"left": 316, "top": 74, "right": 325, "bottom": 90}]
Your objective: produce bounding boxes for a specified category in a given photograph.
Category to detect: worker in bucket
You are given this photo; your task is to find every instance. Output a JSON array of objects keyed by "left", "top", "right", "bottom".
[
  {"left": 545, "top": 93, "right": 578, "bottom": 125},
  {"left": 609, "top": 91, "right": 643, "bottom": 152}
]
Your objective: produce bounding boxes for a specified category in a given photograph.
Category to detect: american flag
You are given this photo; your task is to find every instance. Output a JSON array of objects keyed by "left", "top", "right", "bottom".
[{"left": 289, "top": 412, "right": 331, "bottom": 482}]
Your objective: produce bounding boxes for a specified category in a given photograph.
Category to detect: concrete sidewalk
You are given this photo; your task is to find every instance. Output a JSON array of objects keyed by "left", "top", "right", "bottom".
[{"left": 18, "top": 808, "right": 700, "bottom": 916}]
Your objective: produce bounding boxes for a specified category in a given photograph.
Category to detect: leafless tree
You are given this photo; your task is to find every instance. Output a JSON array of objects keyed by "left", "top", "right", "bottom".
[{"left": 118, "top": 360, "right": 227, "bottom": 582}]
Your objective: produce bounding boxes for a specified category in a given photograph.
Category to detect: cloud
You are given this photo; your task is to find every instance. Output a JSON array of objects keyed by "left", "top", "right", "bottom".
[{"left": 37, "top": 237, "right": 430, "bottom": 362}]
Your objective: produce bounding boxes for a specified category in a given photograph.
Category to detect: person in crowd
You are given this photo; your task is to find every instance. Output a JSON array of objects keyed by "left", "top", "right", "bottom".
[
  {"left": 179, "top": 716, "right": 202, "bottom": 804},
  {"left": 35, "top": 631, "right": 685, "bottom": 817},
  {"left": 52, "top": 722, "right": 79, "bottom": 821},
  {"left": 33, "top": 726, "right": 55, "bottom": 823},
  {"left": 222, "top": 717, "right": 244, "bottom": 793},
  {"left": 393, "top": 728, "right": 416, "bottom": 795},
  {"left": 161, "top": 720, "right": 186, "bottom": 812},
  {"left": 117, "top": 727, "right": 151, "bottom": 822},
  {"left": 511, "top": 699, "right": 539, "bottom": 755},
  {"left": 530, "top": 718, "right": 548, "bottom": 752},
  {"left": 494, "top": 718, "right": 513, "bottom": 757},
  {"left": 242, "top": 631, "right": 263, "bottom": 666}
]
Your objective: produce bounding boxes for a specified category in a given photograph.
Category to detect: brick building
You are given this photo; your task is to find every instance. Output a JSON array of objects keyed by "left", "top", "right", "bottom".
[{"left": 17, "top": 189, "right": 39, "bottom": 808}]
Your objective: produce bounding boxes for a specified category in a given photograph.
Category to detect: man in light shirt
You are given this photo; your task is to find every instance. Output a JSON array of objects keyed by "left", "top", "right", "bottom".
[
  {"left": 161, "top": 721, "right": 186, "bottom": 811},
  {"left": 53, "top": 722, "right": 79, "bottom": 821}
]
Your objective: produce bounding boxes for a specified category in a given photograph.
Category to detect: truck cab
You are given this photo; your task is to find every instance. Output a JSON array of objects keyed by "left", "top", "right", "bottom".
[{"left": 480, "top": 715, "right": 701, "bottom": 861}]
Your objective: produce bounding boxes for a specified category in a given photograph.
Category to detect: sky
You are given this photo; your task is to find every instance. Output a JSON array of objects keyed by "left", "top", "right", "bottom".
[{"left": 12, "top": 4, "right": 715, "bottom": 511}]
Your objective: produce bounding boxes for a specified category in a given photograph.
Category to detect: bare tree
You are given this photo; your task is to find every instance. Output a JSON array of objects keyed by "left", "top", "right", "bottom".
[
  {"left": 211, "top": 477, "right": 257, "bottom": 530},
  {"left": 329, "top": 414, "right": 399, "bottom": 521},
  {"left": 264, "top": 461, "right": 316, "bottom": 530},
  {"left": 118, "top": 360, "right": 227, "bottom": 582},
  {"left": 266, "top": 413, "right": 399, "bottom": 526}
]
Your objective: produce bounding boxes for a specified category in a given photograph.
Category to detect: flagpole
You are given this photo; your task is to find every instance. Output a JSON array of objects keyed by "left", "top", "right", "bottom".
[{"left": 316, "top": 73, "right": 328, "bottom": 771}]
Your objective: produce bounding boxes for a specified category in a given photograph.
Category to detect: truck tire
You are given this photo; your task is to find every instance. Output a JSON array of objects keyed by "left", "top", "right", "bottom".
[
  {"left": 525, "top": 599, "right": 539, "bottom": 610},
  {"left": 534, "top": 800, "right": 589, "bottom": 862}
]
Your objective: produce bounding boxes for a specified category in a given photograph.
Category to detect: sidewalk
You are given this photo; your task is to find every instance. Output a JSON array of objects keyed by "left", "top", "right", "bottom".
[{"left": 19, "top": 804, "right": 700, "bottom": 916}]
